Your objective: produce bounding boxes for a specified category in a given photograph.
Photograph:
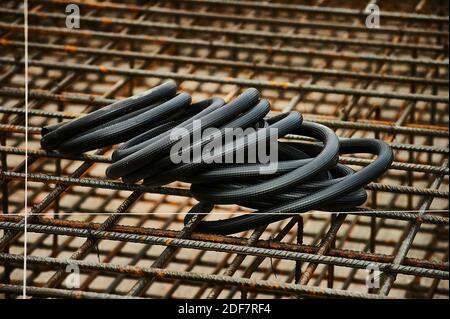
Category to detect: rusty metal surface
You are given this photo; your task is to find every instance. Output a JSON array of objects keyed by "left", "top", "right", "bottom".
[{"left": 0, "top": 0, "right": 448, "bottom": 299}]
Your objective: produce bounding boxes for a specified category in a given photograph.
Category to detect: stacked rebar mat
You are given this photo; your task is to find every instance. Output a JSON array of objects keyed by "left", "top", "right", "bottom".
[{"left": 40, "top": 82, "right": 394, "bottom": 235}]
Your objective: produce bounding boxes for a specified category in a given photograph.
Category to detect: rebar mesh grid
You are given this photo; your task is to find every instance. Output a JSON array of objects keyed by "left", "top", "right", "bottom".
[{"left": 0, "top": 0, "right": 448, "bottom": 299}]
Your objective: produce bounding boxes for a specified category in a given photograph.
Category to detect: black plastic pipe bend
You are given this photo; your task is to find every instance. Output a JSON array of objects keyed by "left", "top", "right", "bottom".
[
  {"left": 187, "top": 138, "right": 393, "bottom": 235},
  {"left": 40, "top": 81, "right": 179, "bottom": 152},
  {"left": 39, "top": 83, "right": 393, "bottom": 236}
]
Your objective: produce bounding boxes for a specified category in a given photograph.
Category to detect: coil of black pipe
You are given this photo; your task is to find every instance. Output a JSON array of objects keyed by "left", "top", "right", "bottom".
[{"left": 41, "top": 81, "right": 393, "bottom": 235}]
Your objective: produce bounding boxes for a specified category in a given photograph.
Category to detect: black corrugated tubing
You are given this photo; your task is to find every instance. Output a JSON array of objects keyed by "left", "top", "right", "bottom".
[{"left": 41, "top": 81, "right": 393, "bottom": 235}]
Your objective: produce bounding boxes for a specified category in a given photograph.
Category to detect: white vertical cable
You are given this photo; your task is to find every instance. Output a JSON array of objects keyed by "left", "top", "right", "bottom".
[{"left": 23, "top": 0, "right": 28, "bottom": 299}]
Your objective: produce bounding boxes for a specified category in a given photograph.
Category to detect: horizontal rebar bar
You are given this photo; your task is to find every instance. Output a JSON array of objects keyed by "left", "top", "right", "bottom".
[
  {"left": 0, "top": 87, "right": 114, "bottom": 106},
  {"left": 1, "top": 145, "right": 447, "bottom": 175},
  {"left": 0, "top": 123, "right": 41, "bottom": 134},
  {"left": 1, "top": 171, "right": 448, "bottom": 198},
  {"left": 4, "top": 39, "right": 448, "bottom": 87},
  {"left": 1, "top": 89, "right": 447, "bottom": 138},
  {"left": 338, "top": 156, "right": 449, "bottom": 175},
  {"left": 0, "top": 253, "right": 392, "bottom": 299},
  {"left": 0, "top": 171, "right": 191, "bottom": 196},
  {"left": 0, "top": 223, "right": 447, "bottom": 279},
  {"left": 0, "top": 214, "right": 447, "bottom": 265},
  {"left": 1, "top": 59, "right": 449, "bottom": 103},
  {"left": 32, "top": 0, "right": 450, "bottom": 37},
  {"left": 0, "top": 106, "right": 80, "bottom": 119},
  {"left": 365, "top": 182, "right": 448, "bottom": 198},
  {"left": 0, "top": 283, "right": 140, "bottom": 299},
  {"left": 388, "top": 143, "right": 448, "bottom": 155},
  {"left": 172, "top": 0, "right": 449, "bottom": 23},
  {"left": 1, "top": 23, "right": 447, "bottom": 68},
  {"left": 0, "top": 146, "right": 110, "bottom": 163},
  {"left": 285, "top": 120, "right": 449, "bottom": 137},
  {"left": 1, "top": 104, "right": 447, "bottom": 153},
  {"left": 1, "top": 9, "right": 447, "bottom": 52},
  {"left": 3, "top": 120, "right": 447, "bottom": 140}
]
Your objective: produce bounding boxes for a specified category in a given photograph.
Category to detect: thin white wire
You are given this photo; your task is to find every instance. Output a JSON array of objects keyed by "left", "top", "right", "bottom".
[{"left": 23, "top": 0, "right": 29, "bottom": 299}]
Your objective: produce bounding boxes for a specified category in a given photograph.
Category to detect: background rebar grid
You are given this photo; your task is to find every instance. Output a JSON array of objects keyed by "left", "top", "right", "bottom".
[{"left": 0, "top": 0, "right": 448, "bottom": 299}]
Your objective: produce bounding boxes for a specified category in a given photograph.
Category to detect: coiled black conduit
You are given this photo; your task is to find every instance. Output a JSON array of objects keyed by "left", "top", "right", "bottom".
[{"left": 41, "top": 81, "right": 394, "bottom": 235}]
